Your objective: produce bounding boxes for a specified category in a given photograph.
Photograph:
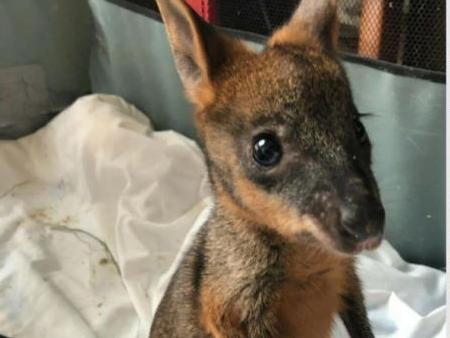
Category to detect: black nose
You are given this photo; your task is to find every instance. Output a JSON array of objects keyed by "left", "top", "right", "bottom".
[{"left": 340, "top": 200, "right": 385, "bottom": 241}]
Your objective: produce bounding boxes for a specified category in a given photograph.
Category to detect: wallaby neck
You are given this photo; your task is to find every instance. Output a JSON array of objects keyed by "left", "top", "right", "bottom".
[{"left": 207, "top": 201, "right": 348, "bottom": 280}]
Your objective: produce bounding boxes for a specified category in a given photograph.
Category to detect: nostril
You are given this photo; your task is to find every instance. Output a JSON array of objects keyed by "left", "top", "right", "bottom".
[
  {"left": 340, "top": 201, "right": 385, "bottom": 241},
  {"left": 340, "top": 204, "right": 355, "bottom": 225},
  {"left": 340, "top": 198, "right": 364, "bottom": 224},
  {"left": 340, "top": 204, "right": 367, "bottom": 240},
  {"left": 342, "top": 223, "right": 364, "bottom": 240}
]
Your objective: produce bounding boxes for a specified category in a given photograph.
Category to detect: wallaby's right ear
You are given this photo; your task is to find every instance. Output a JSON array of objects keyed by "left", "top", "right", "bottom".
[{"left": 156, "top": 0, "right": 247, "bottom": 109}]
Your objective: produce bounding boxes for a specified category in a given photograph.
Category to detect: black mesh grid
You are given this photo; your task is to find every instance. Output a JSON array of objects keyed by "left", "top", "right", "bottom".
[
  {"left": 133, "top": 0, "right": 446, "bottom": 73},
  {"left": 217, "top": 0, "right": 298, "bottom": 36},
  {"left": 216, "top": 0, "right": 445, "bottom": 72},
  {"left": 402, "top": 0, "right": 446, "bottom": 72},
  {"left": 339, "top": 0, "right": 445, "bottom": 72}
]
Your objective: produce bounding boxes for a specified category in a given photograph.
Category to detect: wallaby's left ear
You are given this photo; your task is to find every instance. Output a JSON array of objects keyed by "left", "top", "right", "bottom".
[
  {"left": 268, "top": 0, "right": 339, "bottom": 51},
  {"left": 156, "top": 0, "right": 248, "bottom": 109}
]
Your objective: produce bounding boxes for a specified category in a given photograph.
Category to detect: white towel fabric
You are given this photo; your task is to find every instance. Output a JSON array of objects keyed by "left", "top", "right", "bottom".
[{"left": 0, "top": 95, "right": 445, "bottom": 338}]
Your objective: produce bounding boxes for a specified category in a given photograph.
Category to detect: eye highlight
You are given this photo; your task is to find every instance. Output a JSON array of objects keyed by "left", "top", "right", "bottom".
[{"left": 252, "top": 133, "right": 283, "bottom": 167}]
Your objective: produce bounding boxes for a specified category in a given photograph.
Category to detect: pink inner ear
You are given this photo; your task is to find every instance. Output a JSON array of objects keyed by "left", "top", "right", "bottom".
[{"left": 185, "top": 0, "right": 217, "bottom": 23}]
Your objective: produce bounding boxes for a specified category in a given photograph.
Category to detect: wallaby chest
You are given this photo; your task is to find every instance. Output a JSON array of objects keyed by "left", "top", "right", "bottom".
[
  {"left": 276, "top": 247, "right": 348, "bottom": 338},
  {"left": 200, "top": 222, "right": 348, "bottom": 338}
]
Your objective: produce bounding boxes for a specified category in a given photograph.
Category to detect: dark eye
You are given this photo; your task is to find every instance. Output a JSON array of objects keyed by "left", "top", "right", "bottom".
[
  {"left": 353, "top": 117, "right": 367, "bottom": 144},
  {"left": 252, "top": 133, "right": 282, "bottom": 167}
]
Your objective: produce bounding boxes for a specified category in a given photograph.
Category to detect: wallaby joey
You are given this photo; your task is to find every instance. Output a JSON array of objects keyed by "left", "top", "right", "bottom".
[{"left": 151, "top": 0, "right": 385, "bottom": 337}]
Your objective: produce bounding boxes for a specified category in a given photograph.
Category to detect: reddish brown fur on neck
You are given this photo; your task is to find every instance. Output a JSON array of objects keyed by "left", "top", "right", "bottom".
[{"left": 276, "top": 245, "right": 350, "bottom": 338}]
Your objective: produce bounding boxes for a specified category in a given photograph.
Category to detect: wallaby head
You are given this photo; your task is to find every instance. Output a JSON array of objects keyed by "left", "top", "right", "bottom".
[{"left": 157, "top": 0, "right": 385, "bottom": 255}]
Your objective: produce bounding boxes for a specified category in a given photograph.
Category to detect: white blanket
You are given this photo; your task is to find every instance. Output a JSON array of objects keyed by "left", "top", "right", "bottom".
[{"left": 0, "top": 95, "right": 445, "bottom": 338}]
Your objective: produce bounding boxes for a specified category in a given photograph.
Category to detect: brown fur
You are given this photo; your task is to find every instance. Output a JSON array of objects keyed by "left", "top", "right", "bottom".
[
  {"left": 151, "top": 0, "right": 384, "bottom": 337},
  {"left": 269, "top": 0, "right": 339, "bottom": 50},
  {"left": 277, "top": 247, "right": 348, "bottom": 338}
]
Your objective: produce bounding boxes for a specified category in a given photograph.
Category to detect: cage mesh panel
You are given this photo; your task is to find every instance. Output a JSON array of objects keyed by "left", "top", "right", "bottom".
[
  {"left": 354, "top": 0, "right": 445, "bottom": 71},
  {"left": 136, "top": 0, "right": 445, "bottom": 72},
  {"left": 402, "top": 0, "right": 445, "bottom": 72}
]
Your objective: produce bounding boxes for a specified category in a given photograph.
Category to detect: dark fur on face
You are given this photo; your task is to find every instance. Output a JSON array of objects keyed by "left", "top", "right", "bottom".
[{"left": 200, "top": 43, "right": 384, "bottom": 254}]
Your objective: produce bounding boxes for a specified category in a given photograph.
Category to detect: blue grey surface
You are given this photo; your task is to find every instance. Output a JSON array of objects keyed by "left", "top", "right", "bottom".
[
  {"left": 344, "top": 64, "right": 446, "bottom": 269},
  {"left": 0, "top": 0, "right": 93, "bottom": 138},
  {"left": 89, "top": 0, "right": 196, "bottom": 139}
]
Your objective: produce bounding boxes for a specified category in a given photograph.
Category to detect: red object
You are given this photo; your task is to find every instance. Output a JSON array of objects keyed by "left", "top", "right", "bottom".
[{"left": 185, "top": 0, "right": 217, "bottom": 23}]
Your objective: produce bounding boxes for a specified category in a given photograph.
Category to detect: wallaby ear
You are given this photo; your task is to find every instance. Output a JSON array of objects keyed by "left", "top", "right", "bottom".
[
  {"left": 156, "top": 0, "right": 247, "bottom": 109},
  {"left": 268, "top": 0, "right": 339, "bottom": 51}
]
